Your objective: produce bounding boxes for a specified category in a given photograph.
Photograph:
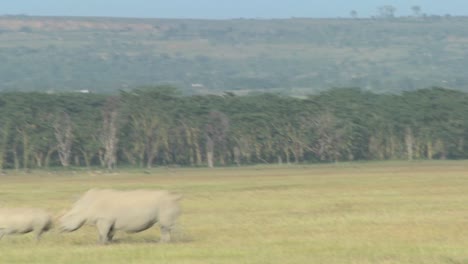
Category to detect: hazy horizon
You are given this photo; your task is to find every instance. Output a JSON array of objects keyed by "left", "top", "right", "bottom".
[{"left": 2, "top": 0, "right": 468, "bottom": 19}]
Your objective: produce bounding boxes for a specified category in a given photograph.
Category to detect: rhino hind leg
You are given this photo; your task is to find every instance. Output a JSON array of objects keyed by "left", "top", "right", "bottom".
[
  {"left": 159, "top": 226, "right": 171, "bottom": 243},
  {"left": 159, "top": 207, "right": 179, "bottom": 243},
  {"left": 0, "top": 229, "right": 4, "bottom": 240},
  {"left": 34, "top": 220, "right": 52, "bottom": 241},
  {"left": 96, "top": 219, "right": 114, "bottom": 244}
]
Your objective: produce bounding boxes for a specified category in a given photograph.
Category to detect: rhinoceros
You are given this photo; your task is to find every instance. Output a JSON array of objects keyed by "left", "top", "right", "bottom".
[
  {"left": 0, "top": 208, "right": 53, "bottom": 241},
  {"left": 59, "top": 189, "right": 182, "bottom": 244}
]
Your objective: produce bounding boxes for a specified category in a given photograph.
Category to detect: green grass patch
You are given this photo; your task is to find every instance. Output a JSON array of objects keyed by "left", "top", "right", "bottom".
[{"left": 1, "top": 161, "right": 468, "bottom": 263}]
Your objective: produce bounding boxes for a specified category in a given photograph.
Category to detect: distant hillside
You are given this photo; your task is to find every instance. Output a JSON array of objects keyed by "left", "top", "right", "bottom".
[{"left": 1, "top": 15, "right": 468, "bottom": 95}]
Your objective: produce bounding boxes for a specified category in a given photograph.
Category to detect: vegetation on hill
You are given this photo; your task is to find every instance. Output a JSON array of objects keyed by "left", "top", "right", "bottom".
[
  {"left": 1, "top": 15, "right": 468, "bottom": 94},
  {"left": 0, "top": 86, "right": 466, "bottom": 170}
]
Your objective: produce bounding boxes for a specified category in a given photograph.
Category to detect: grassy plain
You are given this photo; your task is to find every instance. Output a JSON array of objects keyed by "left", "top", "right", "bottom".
[{"left": 1, "top": 161, "right": 468, "bottom": 263}]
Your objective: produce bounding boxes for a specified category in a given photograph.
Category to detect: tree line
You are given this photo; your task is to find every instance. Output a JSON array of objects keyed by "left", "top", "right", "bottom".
[{"left": 0, "top": 86, "right": 466, "bottom": 170}]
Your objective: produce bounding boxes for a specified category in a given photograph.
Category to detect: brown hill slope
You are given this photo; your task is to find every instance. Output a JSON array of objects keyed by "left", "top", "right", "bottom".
[{"left": 1, "top": 15, "right": 468, "bottom": 94}]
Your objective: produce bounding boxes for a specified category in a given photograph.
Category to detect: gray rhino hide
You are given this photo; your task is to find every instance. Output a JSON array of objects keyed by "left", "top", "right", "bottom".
[
  {"left": 60, "top": 189, "right": 181, "bottom": 244},
  {"left": 0, "top": 208, "right": 52, "bottom": 241}
]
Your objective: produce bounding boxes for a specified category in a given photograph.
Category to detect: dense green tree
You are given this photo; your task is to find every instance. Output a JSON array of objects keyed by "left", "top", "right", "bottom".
[
  {"left": 71, "top": 94, "right": 106, "bottom": 168},
  {"left": 0, "top": 87, "right": 466, "bottom": 169},
  {"left": 120, "top": 86, "right": 178, "bottom": 168}
]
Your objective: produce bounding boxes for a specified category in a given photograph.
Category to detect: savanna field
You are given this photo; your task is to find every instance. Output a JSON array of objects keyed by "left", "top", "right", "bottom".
[{"left": 1, "top": 161, "right": 468, "bottom": 264}]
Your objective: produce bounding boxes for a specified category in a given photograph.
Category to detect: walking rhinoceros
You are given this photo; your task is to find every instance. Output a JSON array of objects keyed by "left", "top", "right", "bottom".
[
  {"left": 0, "top": 208, "right": 53, "bottom": 241},
  {"left": 59, "top": 189, "right": 182, "bottom": 244}
]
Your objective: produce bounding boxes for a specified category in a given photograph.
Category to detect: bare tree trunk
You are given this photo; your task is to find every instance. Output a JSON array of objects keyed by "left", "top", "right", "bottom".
[
  {"left": 100, "top": 97, "right": 119, "bottom": 170},
  {"left": 233, "top": 146, "right": 241, "bottom": 166},
  {"left": 34, "top": 153, "right": 43, "bottom": 167},
  {"left": 20, "top": 129, "right": 31, "bottom": 169},
  {"left": 138, "top": 150, "right": 145, "bottom": 168},
  {"left": 160, "top": 131, "right": 170, "bottom": 165},
  {"left": 435, "top": 139, "right": 447, "bottom": 160},
  {"left": 386, "top": 133, "right": 397, "bottom": 159},
  {"left": 122, "top": 149, "right": 136, "bottom": 166},
  {"left": 206, "top": 152, "right": 214, "bottom": 168},
  {"left": 80, "top": 150, "right": 92, "bottom": 168},
  {"left": 369, "top": 135, "right": 385, "bottom": 160},
  {"left": 204, "top": 111, "right": 229, "bottom": 168},
  {"left": 0, "top": 122, "right": 10, "bottom": 171},
  {"left": 45, "top": 147, "right": 55, "bottom": 168},
  {"left": 293, "top": 143, "right": 300, "bottom": 163},
  {"left": 12, "top": 142, "right": 20, "bottom": 171},
  {"left": 184, "top": 124, "right": 194, "bottom": 166},
  {"left": 54, "top": 112, "right": 73, "bottom": 167},
  {"left": 98, "top": 149, "right": 105, "bottom": 167},
  {"left": 194, "top": 141, "right": 202, "bottom": 166},
  {"left": 427, "top": 139, "right": 433, "bottom": 160},
  {"left": 311, "top": 112, "right": 348, "bottom": 162},
  {"left": 219, "top": 146, "right": 226, "bottom": 166},
  {"left": 74, "top": 155, "right": 80, "bottom": 166},
  {"left": 404, "top": 127, "right": 414, "bottom": 161},
  {"left": 254, "top": 144, "right": 261, "bottom": 162},
  {"left": 458, "top": 138, "right": 464, "bottom": 153},
  {"left": 414, "top": 138, "right": 421, "bottom": 159},
  {"left": 188, "top": 148, "right": 194, "bottom": 166},
  {"left": 147, "top": 147, "right": 155, "bottom": 169},
  {"left": 104, "top": 110, "right": 118, "bottom": 170},
  {"left": 206, "top": 136, "right": 214, "bottom": 168}
]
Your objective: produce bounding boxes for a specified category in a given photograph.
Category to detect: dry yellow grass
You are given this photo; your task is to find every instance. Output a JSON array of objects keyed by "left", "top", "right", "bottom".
[{"left": 1, "top": 161, "right": 468, "bottom": 263}]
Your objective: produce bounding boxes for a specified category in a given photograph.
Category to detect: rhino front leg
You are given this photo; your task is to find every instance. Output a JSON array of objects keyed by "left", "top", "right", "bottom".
[
  {"left": 96, "top": 219, "right": 114, "bottom": 244},
  {"left": 35, "top": 229, "right": 44, "bottom": 241},
  {"left": 107, "top": 228, "right": 115, "bottom": 242},
  {"left": 160, "top": 226, "right": 171, "bottom": 243},
  {"left": 0, "top": 229, "right": 4, "bottom": 240}
]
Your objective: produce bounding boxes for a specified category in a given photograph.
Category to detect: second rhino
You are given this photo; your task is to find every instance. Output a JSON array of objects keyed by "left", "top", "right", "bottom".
[{"left": 59, "top": 188, "right": 181, "bottom": 244}]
